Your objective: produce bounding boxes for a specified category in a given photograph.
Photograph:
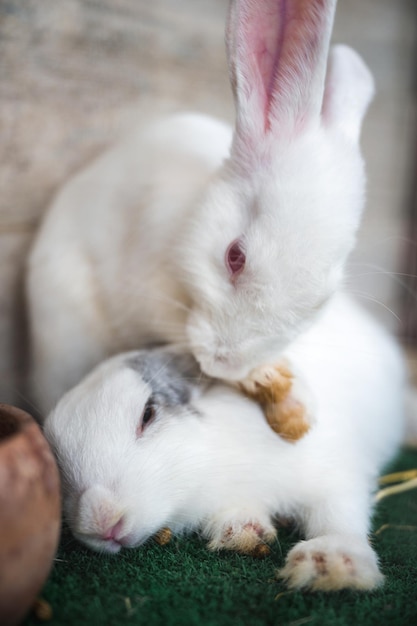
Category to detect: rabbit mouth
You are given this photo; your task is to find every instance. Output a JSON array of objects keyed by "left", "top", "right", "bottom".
[
  {"left": 73, "top": 531, "right": 123, "bottom": 554},
  {"left": 100, "top": 537, "right": 124, "bottom": 554},
  {"left": 73, "top": 530, "right": 145, "bottom": 554}
]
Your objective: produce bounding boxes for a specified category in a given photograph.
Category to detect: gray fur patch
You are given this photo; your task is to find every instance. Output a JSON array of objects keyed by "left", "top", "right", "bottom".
[{"left": 127, "top": 348, "right": 206, "bottom": 407}]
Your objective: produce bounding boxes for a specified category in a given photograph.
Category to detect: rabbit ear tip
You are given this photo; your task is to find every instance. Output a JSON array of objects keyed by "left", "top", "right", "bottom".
[
  {"left": 322, "top": 45, "right": 375, "bottom": 141},
  {"left": 227, "top": 0, "right": 338, "bottom": 140}
]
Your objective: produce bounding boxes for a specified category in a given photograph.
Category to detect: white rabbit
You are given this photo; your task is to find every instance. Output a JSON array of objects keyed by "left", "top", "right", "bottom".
[
  {"left": 44, "top": 293, "right": 408, "bottom": 592},
  {"left": 27, "top": 0, "right": 375, "bottom": 416}
]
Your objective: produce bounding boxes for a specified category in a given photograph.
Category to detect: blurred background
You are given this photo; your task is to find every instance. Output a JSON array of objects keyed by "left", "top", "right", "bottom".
[{"left": 0, "top": 0, "right": 416, "bottom": 407}]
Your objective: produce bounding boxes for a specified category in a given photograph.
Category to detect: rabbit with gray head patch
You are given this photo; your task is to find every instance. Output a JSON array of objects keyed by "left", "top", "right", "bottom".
[
  {"left": 27, "top": 0, "right": 374, "bottom": 424},
  {"left": 44, "top": 293, "right": 411, "bottom": 592}
]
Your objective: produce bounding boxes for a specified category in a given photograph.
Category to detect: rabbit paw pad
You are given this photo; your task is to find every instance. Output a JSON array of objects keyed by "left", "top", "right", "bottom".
[{"left": 279, "top": 536, "right": 384, "bottom": 591}]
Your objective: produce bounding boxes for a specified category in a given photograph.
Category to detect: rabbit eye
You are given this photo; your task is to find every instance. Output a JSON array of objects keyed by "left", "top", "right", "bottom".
[
  {"left": 226, "top": 239, "right": 246, "bottom": 277},
  {"left": 136, "top": 400, "right": 156, "bottom": 438},
  {"left": 143, "top": 401, "right": 156, "bottom": 426}
]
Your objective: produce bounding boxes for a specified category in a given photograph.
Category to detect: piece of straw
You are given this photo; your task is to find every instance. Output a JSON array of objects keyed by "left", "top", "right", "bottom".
[{"left": 375, "top": 469, "right": 417, "bottom": 502}]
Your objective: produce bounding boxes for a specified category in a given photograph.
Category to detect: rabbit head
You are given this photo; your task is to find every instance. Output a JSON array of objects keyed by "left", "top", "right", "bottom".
[
  {"left": 180, "top": 0, "right": 374, "bottom": 381},
  {"left": 44, "top": 349, "right": 206, "bottom": 553}
]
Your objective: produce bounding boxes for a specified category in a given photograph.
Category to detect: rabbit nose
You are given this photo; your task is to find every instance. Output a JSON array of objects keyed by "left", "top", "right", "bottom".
[
  {"left": 213, "top": 343, "right": 235, "bottom": 366},
  {"left": 211, "top": 351, "right": 247, "bottom": 380},
  {"left": 102, "top": 517, "right": 124, "bottom": 542},
  {"left": 76, "top": 485, "right": 124, "bottom": 537}
]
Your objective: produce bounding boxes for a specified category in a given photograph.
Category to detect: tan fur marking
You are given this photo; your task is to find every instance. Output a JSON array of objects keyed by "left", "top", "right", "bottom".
[{"left": 240, "top": 363, "right": 311, "bottom": 443}]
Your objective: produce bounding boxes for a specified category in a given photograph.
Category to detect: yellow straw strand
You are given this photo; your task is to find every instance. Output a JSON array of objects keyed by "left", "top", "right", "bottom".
[
  {"left": 378, "top": 469, "right": 417, "bottom": 485},
  {"left": 374, "top": 524, "right": 417, "bottom": 536},
  {"left": 375, "top": 477, "right": 417, "bottom": 502}
]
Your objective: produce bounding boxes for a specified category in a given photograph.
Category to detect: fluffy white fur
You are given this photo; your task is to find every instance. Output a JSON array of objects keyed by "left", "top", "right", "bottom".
[
  {"left": 27, "top": 0, "right": 375, "bottom": 414},
  {"left": 44, "top": 293, "right": 407, "bottom": 592}
]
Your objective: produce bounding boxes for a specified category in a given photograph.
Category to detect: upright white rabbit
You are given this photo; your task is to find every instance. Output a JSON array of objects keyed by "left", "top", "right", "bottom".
[
  {"left": 44, "top": 293, "right": 408, "bottom": 592},
  {"left": 27, "top": 0, "right": 375, "bottom": 416}
]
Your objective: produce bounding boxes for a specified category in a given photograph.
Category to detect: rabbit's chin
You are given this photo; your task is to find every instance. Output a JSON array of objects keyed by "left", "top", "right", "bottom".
[
  {"left": 73, "top": 535, "right": 137, "bottom": 554},
  {"left": 185, "top": 310, "right": 302, "bottom": 382},
  {"left": 185, "top": 326, "right": 258, "bottom": 381},
  {"left": 204, "top": 364, "right": 247, "bottom": 383},
  {"left": 189, "top": 342, "right": 282, "bottom": 382}
]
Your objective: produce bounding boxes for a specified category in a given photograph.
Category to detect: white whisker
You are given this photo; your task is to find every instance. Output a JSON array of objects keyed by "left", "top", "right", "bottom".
[
  {"left": 348, "top": 290, "right": 402, "bottom": 323},
  {"left": 347, "top": 262, "right": 417, "bottom": 302}
]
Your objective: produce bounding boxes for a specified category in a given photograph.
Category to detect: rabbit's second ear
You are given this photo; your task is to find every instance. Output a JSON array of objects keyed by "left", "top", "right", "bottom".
[
  {"left": 227, "top": 0, "right": 337, "bottom": 151},
  {"left": 321, "top": 45, "right": 375, "bottom": 143},
  {"left": 127, "top": 350, "right": 203, "bottom": 407}
]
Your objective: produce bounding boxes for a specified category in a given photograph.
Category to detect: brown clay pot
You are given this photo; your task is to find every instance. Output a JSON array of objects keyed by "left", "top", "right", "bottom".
[{"left": 0, "top": 404, "right": 61, "bottom": 626}]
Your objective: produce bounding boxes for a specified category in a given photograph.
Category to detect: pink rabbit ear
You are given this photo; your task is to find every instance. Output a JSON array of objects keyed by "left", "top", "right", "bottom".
[
  {"left": 227, "top": 0, "right": 337, "bottom": 151},
  {"left": 321, "top": 45, "right": 375, "bottom": 143}
]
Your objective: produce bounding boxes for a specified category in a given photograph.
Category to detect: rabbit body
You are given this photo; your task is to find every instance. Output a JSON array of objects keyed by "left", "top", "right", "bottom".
[
  {"left": 27, "top": 0, "right": 376, "bottom": 415},
  {"left": 27, "top": 113, "right": 232, "bottom": 413},
  {"left": 44, "top": 292, "right": 406, "bottom": 591}
]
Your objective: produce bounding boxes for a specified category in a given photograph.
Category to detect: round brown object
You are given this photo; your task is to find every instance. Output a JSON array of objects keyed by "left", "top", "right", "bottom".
[{"left": 0, "top": 404, "right": 61, "bottom": 626}]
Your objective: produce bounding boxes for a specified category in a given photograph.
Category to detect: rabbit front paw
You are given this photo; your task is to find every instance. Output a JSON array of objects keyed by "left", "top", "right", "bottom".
[
  {"left": 239, "top": 361, "right": 315, "bottom": 442},
  {"left": 204, "top": 513, "right": 276, "bottom": 557},
  {"left": 279, "top": 535, "right": 384, "bottom": 591}
]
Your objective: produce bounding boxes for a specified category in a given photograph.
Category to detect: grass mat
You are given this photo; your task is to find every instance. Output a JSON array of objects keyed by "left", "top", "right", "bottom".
[{"left": 24, "top": 449, "right": 417, "bottom": 626}]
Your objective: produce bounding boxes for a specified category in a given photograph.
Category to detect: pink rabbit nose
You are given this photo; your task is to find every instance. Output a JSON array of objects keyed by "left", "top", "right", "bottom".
[{"left": 102, "top": 517, "right": 124, "bottom": 542}]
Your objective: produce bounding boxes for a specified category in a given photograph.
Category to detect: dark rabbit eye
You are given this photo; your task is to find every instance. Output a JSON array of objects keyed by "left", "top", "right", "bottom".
[
  {"left": 143, "top": 401, "right": 155, "bottom": 426},
  {"left": 137, "top": 400, "right": 156, "bottom": 438},
  {"left": 226, "top": 239, "right": 246, "bottom": 277}
]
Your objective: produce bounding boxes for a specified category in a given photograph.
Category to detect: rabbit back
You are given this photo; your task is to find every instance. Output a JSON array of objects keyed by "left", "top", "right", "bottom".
[{"left": 27, "top": 113, "right": 232, "bottom": 413}]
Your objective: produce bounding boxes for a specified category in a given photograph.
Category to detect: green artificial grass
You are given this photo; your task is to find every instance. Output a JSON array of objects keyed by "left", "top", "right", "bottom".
[{"left": 24, "top": 449, "right": 417, "bottom": 626}]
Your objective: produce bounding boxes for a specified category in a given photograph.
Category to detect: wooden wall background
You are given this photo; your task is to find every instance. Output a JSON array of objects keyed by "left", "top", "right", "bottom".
[
  {"left": 401, "top": 31, "right": 417, "bottom": 348},
  {"left": 0, "top": 0, "right": 415, "bottom": 407}
]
